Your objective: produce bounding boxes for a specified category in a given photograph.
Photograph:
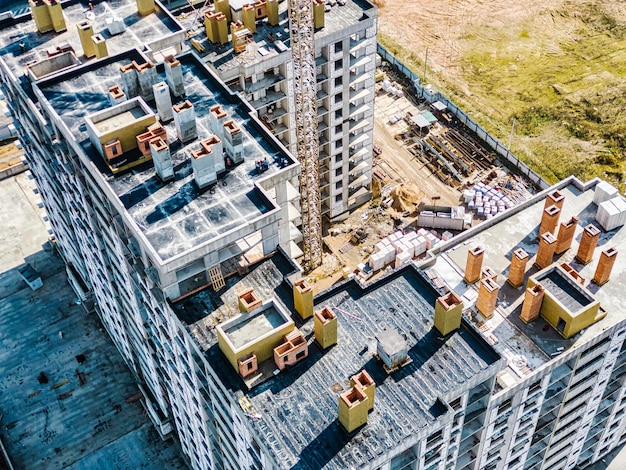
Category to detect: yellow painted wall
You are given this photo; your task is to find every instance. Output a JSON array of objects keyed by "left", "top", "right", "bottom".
[
  {"left": 217, "top": 320, "right": 294, "bottom": 371},
  {"left": 137, "top": 0, "right": 156, "bottom": 16},
  {"left": 540, "top": 293, "right": 602, "bottom": 339},
  {"left": 48, "top": 2, "right": 66, "bottom": 32},
  {"left": 313, "top": 3, "right": 325, "bottom": 30},
  {"left": 314, "top": 313, "right": 337, "bottom": 349},
  {"left": 338, "top": 392, "right": 369, "bottom": 432},
  {"left": 98, "top": 114, "right": 156, "bottom": 154},
  {"left": 77, "top": 22, "right": 95, "bottom": 58},
  {"left": 215, "top": 0, "right": 231, "bottom": 22},
  {"left": 434, "top": 300, "right": 462, "bottom": 336},
  {"left": 30, "top": 0, "right": 53, "bottom": 33},
  {"left": 267, "top": 0, "right": 279, "bottom": 26}
]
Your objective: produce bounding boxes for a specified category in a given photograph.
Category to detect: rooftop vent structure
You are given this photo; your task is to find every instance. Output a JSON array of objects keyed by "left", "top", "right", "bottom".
[
  {"left": 205, "top": 12, "right": 229, "bottom": 45},
  {"left": 314, "top": 306, "right": 337, "bottom": 349},
  {"left": 210, "top": 104, "right": 228, "bottom": 140},
  {"left": 267, "top": 0, "right": 279, "bottom": 26},
  {"left": 238, "top": 353, "right": 258, "bottom": 378},
  {"left": 150, "top": 138, "right": 173, "bottom": 182},
  {"left": 507, "top": 248, "right": 528, "bottom": 288},
  {"left": 535, "top": 232, "right": 557, "bottom": 269},
  {"left": 76, "top": 20, "right": 95, "bottom": 58},
  {"left": 313, "top": 0, "right": 325, "bottom": 29},
  {"left": 519, "top": 284, "right": 545, "bottom": 323},
  {"left": 91, "top": 34, "right": 108, "bottom": 59},
  {"left": 544, "top": 190, "right": 565, "bottom": 211},
  {"left": 242, "top": 4, "right": 257, "bottom": 33},
  {"left": 238, "top": 287, "right": 262, "bottom": 312},
  {"left": 215, "top": 0, "right": 232, "bottom": 22},
  {"left": 136, "top": 122, "right": 166, "bottom": 156},
  {"left": 30, "top": 0, "right": 66, "bottom": 34},
  {"left": 434, "top": 291, "right": 463, "bottom": 336},
  {"left": 481, "top": 267, "right": 497, "bottom": 281},
  {"left": 593, "top": 247, "right": 617, "bottom": 286},
  {"left": 464, "top": 245, "right": 484, "bottom": 284},
  {"left": 555, "top": 216, "right": 578, "bottom": 255},
  {"left": 223, "top": 120, "right": 244, "bottom": 164},
  {"left": 173, "top": 100, "right": 197, "bottom": 143},
  {"left": 26, "top": 51, "right": 80, "bottom": 81},
  {"left": 136, "top": 61, "right": 157, "bottom": 102},
  {"left": 106, "top": 16, "right": 126, "bottom": 36},
  {"left": 191, "top": 137, "right": 222, "bottom": 189},
  {"left": 575, "top": 224, "right": 600, "bottom": 265},
  {"left": 153, "top": 82, "right": 173, "bottom": 122},
  {"left": 273, "top": 329, "right": 308, "bottom": 370},
  {"left": 476, "top": 277, "right": 499, "bottom": 319},
  {"left": 338, "top": 384, "right": 369, "bottom": 432},
  {"left": 120, "top": 63, "right": 139, "bottom": 98},
  {"left": 108, "top": 85, "right": 126, "bottom": 106},
  {"left": 350, "top": 371, "right": 375, "bottom": 411},
  {"left": 136, "top": 0, "right": 156, "bottom": 16},
  {"left": 375, "top": 328, "right": 411, "bottom": 373},
  {"left": 293, "top": 279, "right": 313, "bottom": 319},
  {"left": 539, "top": 205, "right": 561, "bottom": 238},
  {"left": 164, "top": 56, "right": 185, "bottom": 97}
]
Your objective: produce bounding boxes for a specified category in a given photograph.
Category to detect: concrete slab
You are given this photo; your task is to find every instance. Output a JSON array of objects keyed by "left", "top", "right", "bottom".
[{"left": 0, "top": 175, "right": 186, "bottom": 469}]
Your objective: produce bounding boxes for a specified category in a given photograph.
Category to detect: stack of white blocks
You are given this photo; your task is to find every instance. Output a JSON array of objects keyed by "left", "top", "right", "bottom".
[{"left": 368, "top": 229, "right": 439, "bottom": 272}]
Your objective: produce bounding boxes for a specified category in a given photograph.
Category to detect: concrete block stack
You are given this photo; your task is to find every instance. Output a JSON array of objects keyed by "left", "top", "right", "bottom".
[{"left": 368, "top": 229, "right": 440, "bottom": 272}]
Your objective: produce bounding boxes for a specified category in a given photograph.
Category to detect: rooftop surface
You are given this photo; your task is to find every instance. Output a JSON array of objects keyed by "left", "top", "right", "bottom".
[
  {"left": 430, "top": 179, "right": 626, "bottom": 383},
  {"left": 36, "top": 51, "right": 294, "bottom": 261},
  {"left": 0, "top": 0, "right": 182, "bottom": 76},
  {"left": 173, "top": 251, "right": 501, "bottom": 469},
  {"left": 0, "top": 174, "right": 185, "bottom": 470},
  {"left": 177, "top": 0, "right": 376, "bottom": 77}
]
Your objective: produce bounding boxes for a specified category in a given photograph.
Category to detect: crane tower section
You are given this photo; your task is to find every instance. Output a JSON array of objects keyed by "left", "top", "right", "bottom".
[{"left": 289, "top": 0, "right": 322, "bottom": 271}]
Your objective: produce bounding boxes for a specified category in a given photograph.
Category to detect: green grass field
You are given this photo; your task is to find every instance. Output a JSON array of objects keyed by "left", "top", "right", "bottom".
[{"left": 380, "top": 2, "right": 626, "bottom": 191}]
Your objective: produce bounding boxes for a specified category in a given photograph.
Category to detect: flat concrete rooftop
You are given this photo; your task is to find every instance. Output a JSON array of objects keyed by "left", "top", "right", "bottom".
[
  {"left": 0, "top": 174, "right": 185, "bottom": 470},
  {"left": 36, "top": 51, "right": 294, "bottom": 261},
  {"left": 178, "top": 0, "right": 376, "bottom": 76},
  {"left": 431, "top": 178, "right": 626, "bottom": 380},
  {"left": 0, "top": 0, "right": 182, "bottom": 78},
  {"left": 173, "top": 251, "right": 501, "bottom": 469}
]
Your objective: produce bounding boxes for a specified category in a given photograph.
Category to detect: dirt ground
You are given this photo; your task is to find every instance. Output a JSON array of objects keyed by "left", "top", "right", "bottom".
[{"left": 376, "top": 0, "right": 548, "bottom": 88}]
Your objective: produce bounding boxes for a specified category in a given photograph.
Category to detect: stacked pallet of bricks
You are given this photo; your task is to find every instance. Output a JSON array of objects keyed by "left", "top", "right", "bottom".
[{"left": 368, "top": 229, "right": 440, "bottom": 272}]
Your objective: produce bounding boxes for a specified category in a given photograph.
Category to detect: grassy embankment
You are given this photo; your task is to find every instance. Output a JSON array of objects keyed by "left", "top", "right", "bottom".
[{"left": 379, "top": 3, "right": 626, "bottom": 191}]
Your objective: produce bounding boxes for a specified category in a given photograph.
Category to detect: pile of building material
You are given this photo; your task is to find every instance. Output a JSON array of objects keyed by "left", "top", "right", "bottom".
[
  {"left": 464, "top": 183, "right": 515, "bottom": 219},
  {"left": 591, "top": 181, "right": 626, "bottom": 231},
  {"left": 368, "top": 229, "right": 440, "bottom": 272}
]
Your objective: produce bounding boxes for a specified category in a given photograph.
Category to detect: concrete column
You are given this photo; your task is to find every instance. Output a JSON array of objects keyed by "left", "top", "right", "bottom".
[
  {"left": 150, "top": 138, "right": 173, "bottom": 182},
  {"left": 261, "top": 224, "right": 279, "bottom": 255},
  {"left": 520, "top": 284, "right": 545, "bottom": 323},
  {"left": 173, "top": 100, "right": 197, "bottom": 143},
  {"left": 576, "top": 224, "right": 600, "bottom": 265},
  {"left": 476, "top": 277, "right": 499, "bottom": 319},
  {"left": 555, "top": 216, "right": 578, "bottom": 255},
  {"left": 464, "top": 246, "right": 484, "bottom": 284},
  {"left": 593, "top": 247, "right": 617, "bottom": 285},
  {"left": 275, "top": 180, "right": 291, "bottom": 251},
  {"left": 544, "top": 190, "right": 565, "bottom": 211},
  {"left": 507, "top": 248, "right": 528, "bottom": 288},
  {"left": 153, "top": 82, "right": 173, "bottom": 122},
  {"left": 76, "top": 20, "right": 95, "bottom": 58},
  {"left": 223, "top": 119, "right": 244, "bottom": 164},
  {"left": 165, "top": 56, "right": 185, "bottom": 97},
  {"left": 120, "top": 64, "right": 139, "bottom": 98},
  {"left": 108, "top": 85, "right": 126, "bottom": 106},
  {"left": 293, "top": 279, "right": 313, "bottom": 319},
  {"left": 136, "top": 62, "right": 157, "bottom": 102},
  {"left": 535, "top": 232, "right": 557, "bottom": 269},
  {"left": 539, "top": 205, "right": 561, "bottom": 237},
  {"left": 210, "top": 105, "right": 228, "bottom": 140}
]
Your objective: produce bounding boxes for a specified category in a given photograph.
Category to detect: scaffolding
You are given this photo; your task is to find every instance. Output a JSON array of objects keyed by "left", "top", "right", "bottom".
[{"left": 289, "top": 0, "right": 322, "bottom": 271}]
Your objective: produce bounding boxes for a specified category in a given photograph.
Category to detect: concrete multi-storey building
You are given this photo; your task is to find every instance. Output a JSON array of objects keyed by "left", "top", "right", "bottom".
[
  {"left": 184, "top": 0, "right": 378, "bottom": 220},
  {"left": 3, "top": 2, "right": 626, "bottom": 470}
]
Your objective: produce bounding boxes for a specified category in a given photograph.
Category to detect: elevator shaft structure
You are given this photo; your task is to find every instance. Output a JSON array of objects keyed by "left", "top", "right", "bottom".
[{"left": 289, "top": 0, "right": 322, "bottom": 271}]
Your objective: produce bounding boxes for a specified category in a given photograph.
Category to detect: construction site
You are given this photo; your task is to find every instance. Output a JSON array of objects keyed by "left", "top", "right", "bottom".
[{"left": 316, "top": 58, "right": 535, "bottom": 289}]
